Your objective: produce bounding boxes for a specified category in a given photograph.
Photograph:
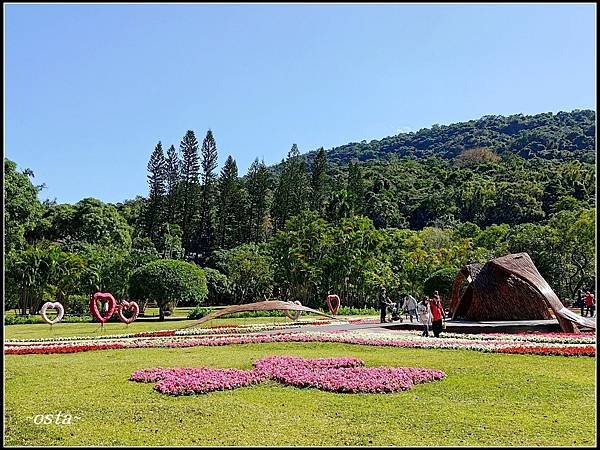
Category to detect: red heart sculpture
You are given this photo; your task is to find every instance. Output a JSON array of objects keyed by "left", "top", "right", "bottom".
[
  {"left": 117, "top": 300, "right": 139, "bottom": 324},
  {"left": 90, "top": 292, "right": 117, "bottom": 324},
  {"left": 326, "top": 294, "right": 341, "bottom": 316}
]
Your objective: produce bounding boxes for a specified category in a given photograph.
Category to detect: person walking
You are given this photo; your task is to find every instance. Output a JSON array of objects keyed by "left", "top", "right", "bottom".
[
  {"left": 417, "top": 297, "right": 432, "bottom": 337},
  {"left": 379, "top": 288, "right": 390, "bottom": 324},
  {"left": 584, "top": 292, "right": 595, "bottom": 318},
  {"left": 402, "top": 294, "right": 419, "bottom": 323},
  {"left": 430, "top": 294, "right": 445, "bottom": 338}
]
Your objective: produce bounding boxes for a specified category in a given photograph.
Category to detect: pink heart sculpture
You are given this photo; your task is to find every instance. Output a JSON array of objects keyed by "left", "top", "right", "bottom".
[
  {"left": 283, "top": 300, "right": 302, "bottom": 321},
  {"left": 90, "top": 292, "right": 117, "bottom": 324},
  {"left": 326, "top": 294, "right": 341, "bottom": 315},
  {"left": 117, "top": 300, "right": 139, "bottom": 324},
  {"left": 40, "top": 301, "right": 64, "bottom": 325}
]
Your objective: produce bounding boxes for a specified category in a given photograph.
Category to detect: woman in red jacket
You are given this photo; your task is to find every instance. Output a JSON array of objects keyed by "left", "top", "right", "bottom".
[{"left": 430, "top": 291, "right": 445, "bottom": 337}]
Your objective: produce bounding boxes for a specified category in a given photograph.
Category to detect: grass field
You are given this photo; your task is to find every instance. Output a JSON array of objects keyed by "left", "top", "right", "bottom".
[
  {"left": 3, "top": 316, "right": 311, "bottom": 341},
  {"left": 4, "top": 340, "right": 596, "bottom": 446}
]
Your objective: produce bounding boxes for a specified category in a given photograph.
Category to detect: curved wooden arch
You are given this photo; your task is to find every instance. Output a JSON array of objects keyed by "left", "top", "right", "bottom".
[{"left": 181, "top": 300, "right": 339, "bottom": 329}]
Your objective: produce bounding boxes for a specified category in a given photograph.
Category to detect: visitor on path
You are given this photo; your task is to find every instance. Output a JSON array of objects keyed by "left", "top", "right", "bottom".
[
  {"left": 390, "top": 300, "right": 401, "bottom": 322},
  {"left": 402, "top": 294, "right": 419, "bottom": 323},
  {"left": 584, "top": 292, "right": 595, "bottom": 318},
  {"left": 417, "top": 297, "right": 432, "bottom": 337},
  {"left": 430, "top": 293, "right": 445, "bottom": 337},
  {"left": 379, "top": 288, "right": 391, "bottom": 323},
  {"left": 579, "top": 290, "right": 586, "bottom": 316}
]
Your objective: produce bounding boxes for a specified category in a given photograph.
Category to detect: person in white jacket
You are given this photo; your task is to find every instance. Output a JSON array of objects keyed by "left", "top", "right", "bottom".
[
  {"left": 417, "top": 297, "right": 432, "bottom": 337},
  {"left": 402, "top": 294, "right": 419, "bottom": 322}
]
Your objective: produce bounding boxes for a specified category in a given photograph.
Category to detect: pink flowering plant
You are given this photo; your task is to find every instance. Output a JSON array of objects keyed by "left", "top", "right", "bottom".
[
  {"left": 131, "top": 367, "right": 266, "bottom": 395},
  {"left": 130, "top": 355, "right": 446, "bottom": 395}
]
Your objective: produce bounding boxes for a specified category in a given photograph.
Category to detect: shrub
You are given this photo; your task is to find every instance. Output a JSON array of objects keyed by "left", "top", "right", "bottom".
[
  {"left": 337, "top": 306, "right": 379, "bottom": 316},
  {"left": 423, "top": 268, "right": 457, "bottom": 309},
  {"left": 63, "top": 315, "right": 93, "bottom": 323},
  {"left": 203, "top": 268, "right": 233, "bottom": 306},
  {"left": 129, "top": 259, "right": 208, "bottom": 320},
  {"left": 66, "top": 295, "right": 90, "bottom": 315},
  {"left": 4, "top": 315, "right": 43, "bottom": 325},
  {"left": 187, "top": 306, "right": 216, "bottom": 320},
  {"left": 187, "top": 307, "right": 286, "bottom": 320},
  {"left": 228, "top": 310, "right": 285, "bottom": 318}
]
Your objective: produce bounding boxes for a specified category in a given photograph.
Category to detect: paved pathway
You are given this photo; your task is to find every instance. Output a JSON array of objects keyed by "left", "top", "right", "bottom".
[{"left": 259, "top": 318, "right": 571, "bottom": 334}]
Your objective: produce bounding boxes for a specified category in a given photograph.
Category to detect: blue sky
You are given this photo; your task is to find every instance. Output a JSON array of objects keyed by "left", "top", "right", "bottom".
[{"left": 5, "top": 3, "right": 596, "bottom": 204}]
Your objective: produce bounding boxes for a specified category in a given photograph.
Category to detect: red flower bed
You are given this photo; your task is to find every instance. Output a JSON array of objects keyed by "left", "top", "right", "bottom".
[
  {"left": 497, "top": 345, "right": 596, "bottom": 357},
  {"left": 5, "top": 342, "right": 126, "bottom": 355}
]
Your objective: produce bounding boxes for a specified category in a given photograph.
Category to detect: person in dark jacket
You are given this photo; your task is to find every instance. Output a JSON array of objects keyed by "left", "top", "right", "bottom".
[{"left": 379, "top": 288, "right": 390, "bottom": 323}]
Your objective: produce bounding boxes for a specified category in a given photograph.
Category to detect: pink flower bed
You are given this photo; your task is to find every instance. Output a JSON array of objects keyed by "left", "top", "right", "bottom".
[
  {"left": 254, "top": 356, "right": 445, "bottom": 394},
  {"left": 131, "top": 367, "right": 266, "bottom": 395},
  {"left": 130, "top": 356, "right": 446, "bottom": 395}
]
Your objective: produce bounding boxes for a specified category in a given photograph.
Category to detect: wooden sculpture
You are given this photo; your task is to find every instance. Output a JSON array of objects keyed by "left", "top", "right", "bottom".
[{"left": 449, "top": 253, "right": 595, "bottom": 333}]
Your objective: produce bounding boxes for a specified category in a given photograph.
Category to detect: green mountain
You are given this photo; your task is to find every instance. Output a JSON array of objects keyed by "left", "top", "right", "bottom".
[{"left": 303, "top": 109, "right": 595, "bottom": 167}]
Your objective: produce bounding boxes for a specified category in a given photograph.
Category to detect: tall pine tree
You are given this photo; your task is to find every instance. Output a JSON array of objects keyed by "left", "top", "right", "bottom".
[
  {"left": 217, "top": 155, "right": 245, "bottom": 249},
  {"left": 347, "top": 160, "right": 365, "bottom": 215},
  {"left": 272, "top": 144, "right": 309, "bottom": 230},
  {"left": 245, "top": 158, "right": 271, "bottom": 242},
  {"left": 145, "top": 141, "right": 166, "bottom": 244},
  {"left": 310, "top": 147, "right": 328, "bottom": 214},
  {"left": 197, "top": 129, "right": 219, "bottom": 260},
  {"left": 164, "top": 144, "right": 180, "bottom": 225},
  {"left": 179, "top": 130, "right": 200, "bottom": 253}
]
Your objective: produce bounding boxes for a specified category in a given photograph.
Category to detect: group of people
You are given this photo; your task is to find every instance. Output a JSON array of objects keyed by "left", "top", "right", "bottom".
[
  {"left": 378, "top": 288, "right": 446, "bottom": 337},
  {"left": 579, "top": 291, "right": 596, "bottom": 318}
]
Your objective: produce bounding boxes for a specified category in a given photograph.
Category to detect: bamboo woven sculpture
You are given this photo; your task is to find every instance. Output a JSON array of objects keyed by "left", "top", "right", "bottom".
[
  {"left": 182, "top": 300, "right": 338, "bottom": 329},
  {"left": 449, "top": 253, "right": 595, "bottom": 333}
]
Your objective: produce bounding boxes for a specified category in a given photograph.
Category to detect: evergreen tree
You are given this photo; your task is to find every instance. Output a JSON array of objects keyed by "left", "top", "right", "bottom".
[
  {"left": 217, "top": 155, "right": 245, "bottom": 249},
  {"left": 347, "top": 161, "right": 365, "bottom": 215},
  {"left": 179, "top": 130, "right": 200, "bottom": 253},
  {"left": 164, "top": 144, "right": 180, "bottom": 225},
  {"left": 144, "top": 141, "right": 166, "bottom": 244},
  {"left": 310, "top": 147, "right": 328, "bottom": 214},
  {"left": 272, "top": 144, "right": 309, "bottom": 230},
  {"left": 245, "top": 158, "right": 271, "bottom": 242},
  {"left": 197, "top": 129, "right": 219, "bottom": 260}
]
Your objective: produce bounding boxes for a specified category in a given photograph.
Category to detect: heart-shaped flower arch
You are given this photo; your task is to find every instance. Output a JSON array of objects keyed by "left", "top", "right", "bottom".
[
  {"left": 90, "top": 292, "right": 117, "bottom": 324},
  {"left": 326, "top": 294, "right": 341, "bottom": 315},
  {"left": 117, "top": 300, "right": 139, "bottom": 324},
  {"left": 40, "top": 301, "right": 65, "bottom": 325}
]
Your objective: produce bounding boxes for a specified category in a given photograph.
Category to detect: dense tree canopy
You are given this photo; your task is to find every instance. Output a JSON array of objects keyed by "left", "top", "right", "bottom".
[
  {"left": 4, "top": 110, "right": 596, "bottom": 316},
  {"left": 129, "top": 259, "right": 207, "bottom": 319},
  {"left": 4, "top": 159, "right": 43, "bottom": 253}
]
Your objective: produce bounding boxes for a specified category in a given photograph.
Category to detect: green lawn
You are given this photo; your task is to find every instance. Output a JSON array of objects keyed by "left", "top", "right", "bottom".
[
  {"left": 4, "top": 341, "right": 596, "bottom": 446},
  {"left": 3, "top": 316, "right": 307, "bottom": 340}
]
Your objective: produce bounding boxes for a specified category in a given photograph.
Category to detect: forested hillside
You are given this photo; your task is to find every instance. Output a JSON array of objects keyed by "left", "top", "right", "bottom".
[
  {"left": 302, "top": 109, "right": 596, "bottom": 167},
  {"left": 5, "top": 110, "right": 596, "bottom": 317}
]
